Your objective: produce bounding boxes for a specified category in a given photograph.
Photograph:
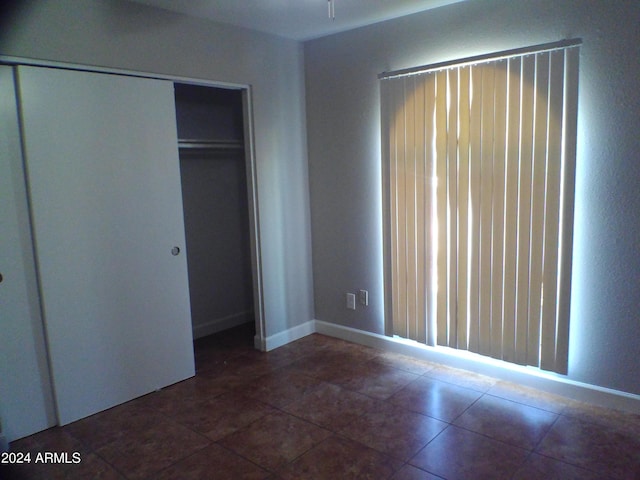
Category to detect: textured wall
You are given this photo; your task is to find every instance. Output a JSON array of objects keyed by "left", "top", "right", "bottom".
[{"left": 305, "top": 0, "right": 640, "bottom": 394}]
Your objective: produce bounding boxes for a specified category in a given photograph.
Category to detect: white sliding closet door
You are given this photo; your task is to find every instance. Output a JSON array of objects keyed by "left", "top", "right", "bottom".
[
  {"left": 0, "top": 65, "right": 56, "bottom": 441},
  {"left": 17, "top": 66, "right": 195, "bottom": 425}
]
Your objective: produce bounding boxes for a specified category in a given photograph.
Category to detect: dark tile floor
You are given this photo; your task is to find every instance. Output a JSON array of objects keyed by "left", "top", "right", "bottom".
[{"left": 4, "top": 323, "right": 640, "bottom": 479}]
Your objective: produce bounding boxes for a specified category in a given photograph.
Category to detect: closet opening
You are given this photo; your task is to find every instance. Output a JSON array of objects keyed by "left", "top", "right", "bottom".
[{"left": 174, "top": 83, "right": 257, "bottom": 355}]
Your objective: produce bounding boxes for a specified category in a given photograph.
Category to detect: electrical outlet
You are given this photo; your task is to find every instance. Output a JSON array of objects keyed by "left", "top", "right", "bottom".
[
  {"left": 358, "top": 289, "right": 369, "bottom": 306},
  {"left": 346, "top": 293, "right": 356, "bottom": 310}
]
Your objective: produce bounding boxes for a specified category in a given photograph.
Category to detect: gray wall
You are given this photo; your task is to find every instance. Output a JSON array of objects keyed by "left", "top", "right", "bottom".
[
  {"left": 180, "top": 151, "right": 254, "bottom": 337},
  {"left": 305, "top": 0, "right": 640, "bottom": 395},
  {"left": 1, "top": 0, "right": 314, "bottom": 338}
]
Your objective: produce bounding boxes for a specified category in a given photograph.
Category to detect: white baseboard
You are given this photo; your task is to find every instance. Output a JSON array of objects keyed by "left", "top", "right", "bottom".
[
  {"left": 314, "top": 320, "right": 640, "bottom": 414},
  {"left": 251, "top": 318, "right": 639, "bottom": 413},
  {"left": 192, "top": 311, "right": 253, "bottom": 339},
  {"left": 254, "top": 320, "right": 316, "bottom": 352}
]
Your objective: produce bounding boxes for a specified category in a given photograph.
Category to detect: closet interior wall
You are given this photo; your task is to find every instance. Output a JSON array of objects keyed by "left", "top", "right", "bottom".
[{"left": 174, "top": 84, "right": 254, "bottom": 339}]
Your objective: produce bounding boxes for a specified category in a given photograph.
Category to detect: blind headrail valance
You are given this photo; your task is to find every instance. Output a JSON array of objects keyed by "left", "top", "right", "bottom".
[{"left": 379, "top": 38, "right": 582, "bottom": 80}]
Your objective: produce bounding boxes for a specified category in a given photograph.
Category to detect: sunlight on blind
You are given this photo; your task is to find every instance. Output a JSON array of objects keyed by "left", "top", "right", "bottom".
[{"left": 381, "top": 43, "right": 579, "bottom": 374}]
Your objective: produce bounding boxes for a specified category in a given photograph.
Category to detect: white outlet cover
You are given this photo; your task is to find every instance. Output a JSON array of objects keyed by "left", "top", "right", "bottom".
[
  {"left": 346, "top": 293, "right": 356, "bottom": 310},
  {"left": 358, "top": 289, "right": 369, "bottom": 306}
]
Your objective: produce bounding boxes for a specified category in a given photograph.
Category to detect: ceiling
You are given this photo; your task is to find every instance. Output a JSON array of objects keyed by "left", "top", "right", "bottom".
[{"left": 129, "top": 0, "right": 467, "bottom": 41}]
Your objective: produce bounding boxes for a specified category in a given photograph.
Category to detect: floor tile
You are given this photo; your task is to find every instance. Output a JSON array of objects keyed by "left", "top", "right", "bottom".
[
  {"left": 219, "top": 411, "right": 331, "bottom": 471},
  {"left": 269, "top": 337, "right": 323, "bottom": 357},
  {"left": 321, "top": 337, "right": 380, "bottom": 359},
  {"left": 154, "top": 443, "right": 270, "bottom": 480},
  {"left": 286, "top": 350, "right": 345, "bottom": 379},
  {"left": 212, "top": 352, "right": 287, "bottom": 377},
  {"left": 233, "top": 367, "right": 324, "bottom": 408},
  {"left": 132, "top": 376, "right": 228, "bottom": 417},
  {"left": 487, "top": 380, "right": 570, "bottom": 413},
  {"left": 285, "top": 333, "right": 341, "bottom": 352},
  {"left": 4, "top": 428, "right": 99, "bottom": 479},
  {"left": 372, "top": 351, "right": 436, "bottom": 376},
  {"left": 194, "top": 369, "right": 259, "bottom": 390},
  {"left": 283, "top": 381, "right": 378, "bottom": 430},
  {"left": 10, "top": 426, "right": 88, "bottom": 456},
  {"left": 288, "top": 350, "right": 373, "bottom": 384},
  {"left": 278, "top": 435, "right": 402, "bottom": 480},
  {"left": 390, "top": 376, "right": 482, "bottom": 422},
  {"left": 193, "top": 325, "right": 254, "bottom": 373},
  {"left": 314, "top": 360, "right": 369, "bottom": 384},
  {"left": 193, "top": 346, "right": 249, "bottom": 374},
  {"left": 0, "top": 462, "right": 36, "bottom": 480},
  {"left": 171, "top": 391, "right": 275, "bottom": 441},
  {"left": 1, "top": 452, "right": 125, "bottom": 480},
  {"left": 339, "top": 404, "right": 447, "bottom": 461},
  {"left": 561, "top": 398, "right": 640, "bottom": 435},
  {"left": 336, "top": 361, "right": 420, "bottom": 400},
  {"left": 409, "top": 425, "right": 528, "bottom": 480},
  {"left": 512, "top": 453, "right": 609, "bottom": 480},
  {"left": 241, "top": 344, "right": 308, "bottom": 369},
  {"left": 95, "top": 418, "right": 210, "bottom": 480},
  {"left": 63, "top": 403, "right": 165, "bottom": 450},
  {"left": 424, "top": 364, "right": 497, "bottom": 392},
  {"left": 453, "top": 394, "right": 558, "bottom": 449},
  {"left": 71, "top": 453, "right": 128, "bottom": 479},
  {"left": 193, "top": 321, "right": 254, "bottom": 350},
  {"left": 10, "top": 324, "right": 639, "bottom": 480},
  {"left": 390, "top": 464, "right": 444, "bottom": 480},
  {"left": 536, "top": 415, "right": 640, "bottom": 479}
]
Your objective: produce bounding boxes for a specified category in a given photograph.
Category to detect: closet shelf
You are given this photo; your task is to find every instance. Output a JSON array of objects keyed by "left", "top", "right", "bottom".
[{"left": 178, "top": 139, "right": 244, "bottom": 151}]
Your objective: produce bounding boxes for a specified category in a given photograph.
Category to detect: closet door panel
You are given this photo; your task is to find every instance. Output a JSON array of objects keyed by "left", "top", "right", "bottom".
[
  {"left": 0, "top": 65, "right": 56, "bottom": 440},
  {"left": 18, "top": 66, "right": 194, "bottom": 425}
]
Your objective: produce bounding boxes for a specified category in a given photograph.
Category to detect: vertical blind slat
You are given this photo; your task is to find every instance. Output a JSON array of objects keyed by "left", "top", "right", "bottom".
[
  {"left": 515, "top": 55, "right": 536, "bottom": 365},
  {"left": 414, "top": 77, "right": 428, "bottom": 344},
  {"left": 399, "top": 80, "right": 409, "bottom": 338},
  {"left": 405, "top": 77, "right": 418, "bottom": 341},
  {"left": 467, "top": 66, "right": 483, "bottom": 353},
  {"left": 478, "top": 63, "right": 495, "bottom": 356},
  {"left": 447, "top": 69, "right": 459, "bottom": 347},
  {"left": 435, "top": 70, "right": 449, "bottom": 346},
  {"left": 381, "top": 78, "right": 393, "bottom": 337},
  {"left": 554, "top": 47, "right": 579, "bottom": 374},
  {"left": 392, "top": 79, "right": 407, "bottom": 338},
  {"left": 425, "top": 74, "right": 437, "bottom": 346},
  {"left": 540, "top": 50, "right": 565, "bottom": 371},
  {"left": 457, "top": 66, "right": 471, "bottom": 350},
  {"left": 387, "top": 79, "right": 398, "bottom": 336},
  {"left": 490, "top": 60, "right": 508, "bottom": 359},
  {"left": 527, "top": 52, "right": 550, "bottom": 366},
  {"left": 502, "top": 57, "right": 522, "bottom": 364}
]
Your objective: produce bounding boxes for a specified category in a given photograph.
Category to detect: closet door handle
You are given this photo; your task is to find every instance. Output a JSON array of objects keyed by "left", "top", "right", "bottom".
[{"left": 171, "top": 247, "right": 180, "bottom": 256}]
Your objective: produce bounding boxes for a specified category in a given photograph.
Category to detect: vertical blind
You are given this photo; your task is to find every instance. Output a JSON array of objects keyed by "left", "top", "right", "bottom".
[{"left": 381, "top": 41, "right": 579, "bottom": 373}]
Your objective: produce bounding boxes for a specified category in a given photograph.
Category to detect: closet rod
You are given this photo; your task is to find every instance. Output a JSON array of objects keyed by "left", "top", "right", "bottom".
[{"left": 178, "top": 139, "right": 244, "bottom": 151}]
